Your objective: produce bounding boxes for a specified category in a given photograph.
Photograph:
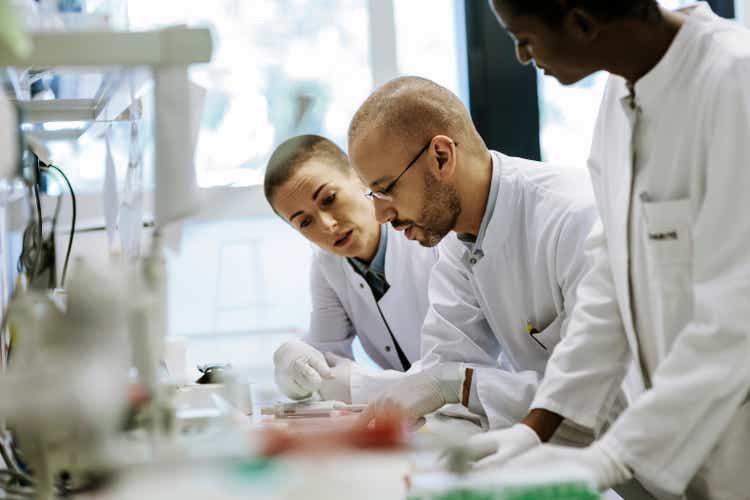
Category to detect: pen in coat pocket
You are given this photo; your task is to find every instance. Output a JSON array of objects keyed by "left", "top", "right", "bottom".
[{"left": 526, "top": 321, "right": 547, "bottom": 350}]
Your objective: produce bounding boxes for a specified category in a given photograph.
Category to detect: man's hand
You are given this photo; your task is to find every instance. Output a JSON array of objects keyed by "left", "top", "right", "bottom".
[
  {"left": 504, "top": 442, "right": 632, "bottom": 491},
  {"left": 273, "top": 340, "right": 332, "bottom": 400},
  {"left": 357, "top": 363, "right": 464, "bottom": 427},
  {"left": 462, "top": 423, "right": 541, "bottom": 470},
  {"left": 318, "top": 353, "right": 353, "bottom": 403}
]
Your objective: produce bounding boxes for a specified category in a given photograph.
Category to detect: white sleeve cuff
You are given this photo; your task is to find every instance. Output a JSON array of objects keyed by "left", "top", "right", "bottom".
[
  {"left": 586, "top": 439, "right": 632, "bottom": 490},
  {"left": 350, "top": 368, "right": 405, "bottom": 405}
]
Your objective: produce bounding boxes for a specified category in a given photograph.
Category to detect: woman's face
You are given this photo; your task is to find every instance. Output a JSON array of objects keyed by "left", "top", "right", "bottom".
[{"left": 273, "top": 160, "right": 381, "bottom": 261}]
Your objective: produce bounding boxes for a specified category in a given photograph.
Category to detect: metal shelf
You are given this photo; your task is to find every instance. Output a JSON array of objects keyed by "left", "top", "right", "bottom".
[
  {"left": 0, "top": 27, "right": 212, "bottom": 68},
  {"left": 0, "top": 26, "right": 214, "bottom": 227},
  {"left": 3, "top": 27, "right": 210, "bottom": 128}
]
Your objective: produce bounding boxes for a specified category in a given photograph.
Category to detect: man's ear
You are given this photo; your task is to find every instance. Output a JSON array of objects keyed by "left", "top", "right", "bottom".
[
  {"left": 432, "top": 136, "right": 458, "bottom": 180},
  {"left": 564, "top": 7, "right": 601, "bottom": 43}
]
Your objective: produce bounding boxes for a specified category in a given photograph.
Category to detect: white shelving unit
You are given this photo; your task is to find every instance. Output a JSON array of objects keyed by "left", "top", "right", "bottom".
[
  {"left": 0, "top": 26, "right": 213, "bottom": 227},
  {"left": 0, "top": 26, "right": 213, "bottom": 379},
  {"left": 0, "top": 29, "right": 216, "bottom": 487}
]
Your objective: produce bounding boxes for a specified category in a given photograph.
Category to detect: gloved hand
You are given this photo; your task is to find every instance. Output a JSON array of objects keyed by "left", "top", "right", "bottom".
[
  {"left": 357, "top": 363, "right": 464, "bottom": 427},
  {"left": 463, "top": 423, "right": 541, "bottom": 470},
  {"left": 504, "top": 442, "right": 632, "bottom": 491},
  {"left": 438, "top": 424, "right": 541, "bottom": 472},
  {"left": 318, "top": 352, "right": 352, "bottom": 403},
  {"left": 273, "top": 340, "right": 332, "bottom": 400}
]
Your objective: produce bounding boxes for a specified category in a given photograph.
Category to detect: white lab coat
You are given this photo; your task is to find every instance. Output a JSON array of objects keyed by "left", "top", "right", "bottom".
[
  {"left": 421, "top": 151, "right": 600, "bottom": 433},
  {"left": 530, "top": 4, "right": 750, "bottom": 499},
  {"left": 305, "top": 224, "right": 438, "bottom": 402}
]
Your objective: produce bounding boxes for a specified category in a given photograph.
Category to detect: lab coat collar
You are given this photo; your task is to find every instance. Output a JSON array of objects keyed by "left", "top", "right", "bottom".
[
  {"left": 383, "top": 223, "right": 405, "bottom": 282},
  {"left": 631, "top": 2, "right": 715, "bottom": 110},
  {"left": 460, "top": 150, "right": 503, "bottom": 267},
  {"left": 374, "top": 223, "right": 388, "bottom": 273}
]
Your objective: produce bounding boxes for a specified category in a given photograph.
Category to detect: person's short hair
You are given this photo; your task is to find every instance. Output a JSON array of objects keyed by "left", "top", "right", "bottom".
[
  {"left": 492, "top": 0, "right": 661, "bottom": 25},
  {"left": 348, "top": 76, "right": 483, "bottom": 153},
  {"left": 264, "top": 134, "right": 350, "bottom": 207}
]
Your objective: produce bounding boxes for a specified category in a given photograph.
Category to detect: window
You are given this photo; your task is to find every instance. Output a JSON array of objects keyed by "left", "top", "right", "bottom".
[
  {"left": 128, "top": 0, "right": 373, "bottom": 188},
  {"left": 393, "top": 0, "right": 468, "bottom": 104},
  {"left": 538, "top": 73, "right": 607, "bottom": 166},
  {"left": 167, "top": 215, "right": 314, "bottom": 381},
  {"left": 23, "top": 1, "right": 467, "bottom": 383},
  {"left": 168, "top": 217, "right": 312, "bottom": 337},
  {"left": 139, "top": 1, "right": 465, "bottom": 380}
]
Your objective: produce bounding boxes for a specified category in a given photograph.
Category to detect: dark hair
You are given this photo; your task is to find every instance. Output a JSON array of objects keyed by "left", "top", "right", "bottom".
[
  {"left": 263, "top": 134, "right": 350, "bottom": 207},
  {"left": 492, "top": 0, "right": 661, "bottom": 25}
]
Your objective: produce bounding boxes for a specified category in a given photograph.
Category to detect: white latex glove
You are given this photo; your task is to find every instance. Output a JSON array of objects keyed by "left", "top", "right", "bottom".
[
  {"left": 504, "top": 442, "right": 632, "bottom": 491},
  {"left": 357, "top": 363, "right": 464, "bottom": 426},
  {"left": 463, "top": 423, "right": 541, "bottom": 470},
  {"left": 273, "top": 340, "right": 332, "bottom": 400},
  {"left": 318, "top": 352, "right": 352, "bottom": 403}
]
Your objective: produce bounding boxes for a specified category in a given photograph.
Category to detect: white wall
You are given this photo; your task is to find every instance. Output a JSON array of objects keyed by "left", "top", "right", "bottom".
[{"left": 743, "top": 0, "right": 749, "bottom": 26}]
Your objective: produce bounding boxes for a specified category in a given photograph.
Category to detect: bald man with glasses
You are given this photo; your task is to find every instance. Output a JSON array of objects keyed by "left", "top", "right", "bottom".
[{"left": 348, "top": 76, "right": 617, "bottom": 448}]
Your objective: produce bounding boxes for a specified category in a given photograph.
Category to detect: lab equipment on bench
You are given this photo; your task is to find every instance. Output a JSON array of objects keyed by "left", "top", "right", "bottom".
[{"left": 261, "top": 400, "right": 366, "bottom": 419}]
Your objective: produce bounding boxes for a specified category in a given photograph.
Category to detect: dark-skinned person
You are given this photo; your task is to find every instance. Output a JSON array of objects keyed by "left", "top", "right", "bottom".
[
  {"left": 469, "top": 2, "right": 750, "bottom": 499},
  {"left": 348, "top": 76, "right": 606, "bottom": 447}
]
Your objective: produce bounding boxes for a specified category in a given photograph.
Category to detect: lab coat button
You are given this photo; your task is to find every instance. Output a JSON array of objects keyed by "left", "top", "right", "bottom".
[
  {"left": 469, "top": 258, "right": 477, "bottom": 264},
  {"left": 385, "top": 346, "right": 392, "bottom": 352},
  {"left": 359, "top": 283, "right": 365, "bottom": 289}
]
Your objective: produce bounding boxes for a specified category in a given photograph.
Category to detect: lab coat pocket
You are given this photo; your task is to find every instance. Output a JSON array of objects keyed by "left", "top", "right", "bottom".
[
  {"left": 528, "top": 313, "right": 563, "bottom": 352},
  {"left": 641, "top": 198, "right": 694, "bottom": 346},
  {"left": 641, "top": 198, "right": 692, "bottom": 264}
]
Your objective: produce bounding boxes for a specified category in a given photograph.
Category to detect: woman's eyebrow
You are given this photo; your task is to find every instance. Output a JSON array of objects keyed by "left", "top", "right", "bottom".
[{"left": 312, "top": 183, "right": 329, "bottom": 201}]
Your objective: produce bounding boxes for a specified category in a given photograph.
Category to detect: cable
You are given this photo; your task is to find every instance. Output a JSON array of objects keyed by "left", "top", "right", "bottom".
[
  {"left": 17, "top": 160, "right": 71, "bottom": 288},
  {"left": 16, "top": 154, "right": 47, "bottom": 282},
  {"left": 41, "top": 164, "right": 75, "bottom": 288},
  {"left": 31, "top": 157, "right": 43, "bottom": 282}
]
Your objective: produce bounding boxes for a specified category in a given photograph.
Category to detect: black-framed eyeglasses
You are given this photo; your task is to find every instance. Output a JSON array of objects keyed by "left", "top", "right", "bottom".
[{"left": 364, "top": 140, "right": 433, "bottom": 201}]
